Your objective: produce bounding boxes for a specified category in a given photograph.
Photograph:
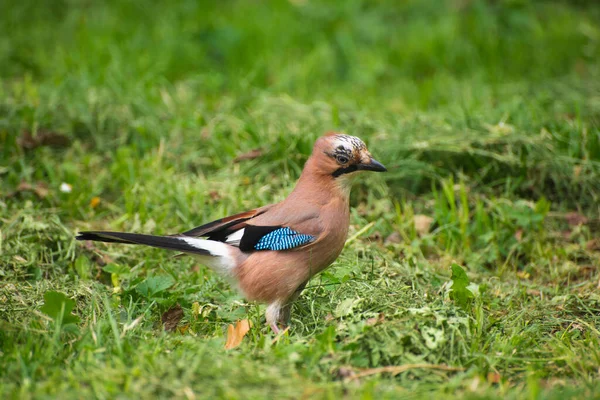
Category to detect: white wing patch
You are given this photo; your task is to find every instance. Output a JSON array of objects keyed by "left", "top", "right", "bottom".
[
  {"left": 180, "top": 237, "right": 236, "bottom": 276},
  {"left": 224, "top": 228, "right": 245, "bottom": 246}
]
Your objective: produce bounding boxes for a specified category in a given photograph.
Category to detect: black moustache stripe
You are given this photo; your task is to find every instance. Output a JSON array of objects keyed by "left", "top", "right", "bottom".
[{"left": 332, "top": 165, "right": 358, "bottom": 178}]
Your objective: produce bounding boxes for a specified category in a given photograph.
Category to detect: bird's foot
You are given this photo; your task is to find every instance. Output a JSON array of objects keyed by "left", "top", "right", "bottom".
[
  {"left": 270, "top": 323, "right": 289, "bottom": 336},
  {"left": 270, "top": 322, "right": 280, "bottom": 334}
]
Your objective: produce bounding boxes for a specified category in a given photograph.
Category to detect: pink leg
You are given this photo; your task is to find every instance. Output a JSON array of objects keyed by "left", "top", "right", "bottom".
[{"left": 270, "top": 322, "right": 281, "bottom": 334}]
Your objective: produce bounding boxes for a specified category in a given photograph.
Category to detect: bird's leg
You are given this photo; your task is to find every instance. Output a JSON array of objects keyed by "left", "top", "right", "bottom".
[
  {"left": 266, "top": 281, "right": 308, "bottom": 333},
  {"left": 270, "top": 322, "right": 281, "bottom": 335},
  {"left": 266, "top": 301, "right": 286, "bottom": 334}
]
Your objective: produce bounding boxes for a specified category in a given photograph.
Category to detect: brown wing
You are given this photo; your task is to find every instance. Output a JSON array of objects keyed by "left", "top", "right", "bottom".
[{"left": 179, "top": 204, "right": 275, "bottom": 240}]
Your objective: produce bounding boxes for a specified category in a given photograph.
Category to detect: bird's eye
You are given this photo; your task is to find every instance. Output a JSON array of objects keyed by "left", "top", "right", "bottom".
[{"left": 336, "top": 154, "right": 349, "bottom": 164}]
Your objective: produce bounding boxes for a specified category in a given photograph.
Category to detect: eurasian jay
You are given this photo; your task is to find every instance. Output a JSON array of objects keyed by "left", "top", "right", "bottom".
[{"left": 77, "top": 133, "right": 387, "bottom": 332}]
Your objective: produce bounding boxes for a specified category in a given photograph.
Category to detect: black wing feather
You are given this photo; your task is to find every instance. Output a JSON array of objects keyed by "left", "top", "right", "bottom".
[
  {"left": 238, "top": 225, "right": 281, "bottom": 252},
  {"left": 76, "top": 231, "right": 210, "bottom": 255}
]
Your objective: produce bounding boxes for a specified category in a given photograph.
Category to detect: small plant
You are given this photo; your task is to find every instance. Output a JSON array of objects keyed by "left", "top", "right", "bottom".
[
  {"left": 448, "top": 263, "right": 474, "bottom": 311},
  {"left": 40, "top": 291, "right": 80, "bottom": 332}
]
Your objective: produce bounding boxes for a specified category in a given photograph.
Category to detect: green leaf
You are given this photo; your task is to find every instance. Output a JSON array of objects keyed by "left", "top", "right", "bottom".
[
  {"left": 422, "top": 326, "right": 446, "bottom": 350},
  {"left": 136, "top": 275, "right": 175, "bottom": 298},
  {"left": 74, "top": 256, "right": 91, "bottom": 279},
  {"left": 102, "top": 263, "right": 130, "bottom": 276},
  {"left": 449, "top": 263, "right": 474, "bottom": 310},
  {"left": 40, "top": 291, "right": 80, "bottom": 325},
  {"left": 334, "top": 297, "right": 359, "bottom": 318}
]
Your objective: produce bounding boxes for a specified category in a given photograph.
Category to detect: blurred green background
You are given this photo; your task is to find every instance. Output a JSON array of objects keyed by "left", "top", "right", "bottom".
[{"left": 1, "top": 0, "right": 600, "bottom": 398}]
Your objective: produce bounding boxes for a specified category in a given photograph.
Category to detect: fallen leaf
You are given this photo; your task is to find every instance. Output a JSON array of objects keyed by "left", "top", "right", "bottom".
[
  {"left": 18, "top": 130, "right": 71, "bottom": 150},
  {"left": 565, "top": 212, "right": 588, "bottom": 226},
  {"left": 487, "top": 372, "right": 501, "bottom": 384},
  {"left": 234, "top": 148, "right": 263, "bottom": 162},
  {"left": 33, "top": 182, "right": 49, "bottom": 198},
  {"left": 366, "top": 313, "right": 385, "bottom": 326},
  {"left": 208, "top": 191, "right": 221, "bottom": 201},
  {"left": 586, "top": 239, "right": 600, "bottom": 252},
  {"left": 224, "top": 319, "right": 251, "bottom": 349},
  {"left": 414, "top": 215, "right": 434, "bottom": 236},
  {"left": 90, "top": 197, "right": 101, "bottom": 208},
  {"left": 162, "top": 304, "right": 184, "bottom": 332},
  {"left": 17, "top": 181, "right": 32, "bottom": 191},
  {"left": 384, "top": 231, "right": 402, "bottom": 245},
  {"left": 177, "top": 324, "right": 190, "bottom": 335},
  {"left": 8, "top": 181, "right": 49, "bottom": 199},
  {"left": 514, "top": 229, "right": 523, "bottom": 242},
  {"left": 516, "top": 271, "right": 530, "bottom": 280}
]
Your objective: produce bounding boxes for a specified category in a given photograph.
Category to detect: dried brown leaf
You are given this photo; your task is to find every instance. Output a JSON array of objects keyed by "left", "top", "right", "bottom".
[
  {"left": 10, "top": 181, "right": 49, "bottom": 199},
  {"left": 224, "top": 319, "right": 251, "bottom": 349},
  {"left": 414, "top": 215, "right": 434, "bottom": 236},
  {"left": 384, "top": 231, "right": 402, "bottom": 245},
  {"left": 208, "top": 191, "right": 221, "bottom": 201},
  {"left": 487, "top": 372, "right": 501, "bottom": 384},
  {"left": 34, "top": 182, "right": 49, "bottom": 198},
  {"left": 366, "top": 313, "right": 385, "bottom": 326},
  {"left": 514, "top": 229, "right": 523, "bottom": 242},
  {"left": 18, "top": 130, "right": 71, "bottom": 150},
  {"left": 586, "top": 239, "right": 600, "bottom": 252},
  {"left": 234, "top": 148, "right": 263, "bottom": 162},
  {"left": 162, "top": 304, "right": 184, "bottom": 332},
  {"left": 565, "top": 212, "right": 588, "bottom": 226},
  {"left": 516, "top": 271, "right": 530, "bottom": 280},
  {"left": 17, "top": 181, "right": 32, "bottom": 192},
  {"left": 177, "top": 324, "right": 190, "bottom": 335}
]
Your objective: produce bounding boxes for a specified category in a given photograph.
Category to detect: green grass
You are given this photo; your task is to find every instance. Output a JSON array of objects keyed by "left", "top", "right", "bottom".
[{"left": 1, "top": 0, "right": 600, "bottom": 398}]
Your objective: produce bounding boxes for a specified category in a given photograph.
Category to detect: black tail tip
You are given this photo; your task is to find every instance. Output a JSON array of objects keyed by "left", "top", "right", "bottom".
[
  {"left": 76, "top": 231, "right": 124, "bottom": 243},
  {"left": 76, "top": 232, "right": 94, "bottom": 241}
]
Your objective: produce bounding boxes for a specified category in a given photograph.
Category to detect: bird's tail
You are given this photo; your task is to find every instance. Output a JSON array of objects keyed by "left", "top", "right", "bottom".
[
  {"left": 77, "top": 231, "right": 237, "bottom": 275},
  {"left": 76, "top": 231, "right": 215, "bottom": 254}
]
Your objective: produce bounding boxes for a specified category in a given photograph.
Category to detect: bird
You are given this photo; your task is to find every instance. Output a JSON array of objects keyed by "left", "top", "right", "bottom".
[{"left": 77, "top": 133, "right": 387, "bottom": 332}]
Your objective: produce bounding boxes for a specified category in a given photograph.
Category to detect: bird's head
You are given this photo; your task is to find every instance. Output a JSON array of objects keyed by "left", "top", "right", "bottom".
[{"left": 311, "top": 132, "right": 387, "bottom": 178}]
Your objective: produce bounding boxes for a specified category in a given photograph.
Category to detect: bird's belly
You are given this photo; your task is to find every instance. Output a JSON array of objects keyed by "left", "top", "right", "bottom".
[{"left": 235, "top": 240, "right": 344, "bottom": 303}]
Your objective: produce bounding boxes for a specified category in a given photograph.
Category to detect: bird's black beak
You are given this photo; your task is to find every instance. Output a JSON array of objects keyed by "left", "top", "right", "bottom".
[{"left": 357, "top": 157, "right": 387, "bottom": 172}]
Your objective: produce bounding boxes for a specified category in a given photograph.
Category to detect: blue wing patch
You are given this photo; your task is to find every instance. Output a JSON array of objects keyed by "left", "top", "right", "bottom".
[{"left": 254, "top": 227, "right": 315, "bottom": 251}]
